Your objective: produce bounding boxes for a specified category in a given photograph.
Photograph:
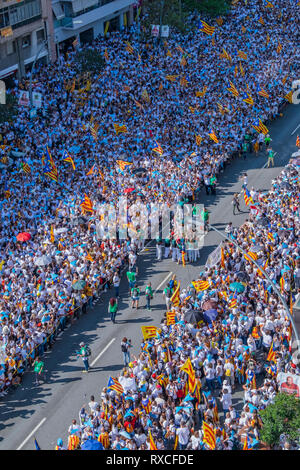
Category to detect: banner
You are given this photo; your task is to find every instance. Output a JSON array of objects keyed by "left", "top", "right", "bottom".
[
  {"left": 32, "top": 91, "right": 42, "bottom": 108},
  {"left": 161, "top": 25, "right": 169, "bottom": 37},
  {"left": 205, "top": 243, "right": 222, "bottom": 268},
  {"left": 277, "top": 372, "right": 300, "bottom": 398},
  {"left": 18, "top": 90, "right": 30, "bottom": 107}
]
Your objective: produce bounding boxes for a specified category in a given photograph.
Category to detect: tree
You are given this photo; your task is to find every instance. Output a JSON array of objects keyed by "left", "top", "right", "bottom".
[
  {"left": 73, "top": 49, "right": 105, "bottom": 75},
  {"left": 259, "top": 393, "right": 300, "bottom": 447},
  {"left": 183, "top": 0, "right": 230, "bottom": 17},
  {"left": 142, "top": 0, "right": 190, "bottom": 34},
  {"left": 0, "top": 92, "right": 17, "bottom": 124}
]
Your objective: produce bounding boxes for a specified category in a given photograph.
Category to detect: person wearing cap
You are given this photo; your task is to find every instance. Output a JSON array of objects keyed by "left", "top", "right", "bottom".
[{"left": 55, "top": 438, "right": 66, "bottom": 450}]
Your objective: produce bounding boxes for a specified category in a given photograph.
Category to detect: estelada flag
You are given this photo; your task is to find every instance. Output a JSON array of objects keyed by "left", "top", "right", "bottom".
[
  {"left": 170, "top": 282, "right": 180, "bottom": 306},
  {"left": 149, "top": 430, "right": 157, "bottom": 450},
  {"left": 267, "top": 341, "right": 276, "bottom": 362},
  {"left": 141, "top": 325, "right": 160, "bottom": 340}
]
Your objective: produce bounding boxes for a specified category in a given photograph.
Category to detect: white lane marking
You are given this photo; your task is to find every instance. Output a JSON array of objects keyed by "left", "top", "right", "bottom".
[
  {"left": 155, "top": 272, "right": 173, "bottom": 293},
  {"left": 291, "top": 123, "right": 300, "bottom": 136},
  {"left": 17, "top": 417, "right": 47, "bottom": 450},
  {"left": 90, "top": 338, "right": 116, "bottom": 367},
  {"left": 262, "top": 152, "right": 277, "bottom": 168}
]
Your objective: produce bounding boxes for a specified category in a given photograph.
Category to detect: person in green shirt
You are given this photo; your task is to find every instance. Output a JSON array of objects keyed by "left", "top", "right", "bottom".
[
  {"left": 264, "top": 134, "right": 271, "bottom": 151},
  {"left": 127, "top": 270, "right": 136, "bottom": 293},
  {"left": 33, "top": 356, "right": 45, "bottom": 385},
  {"left": 267, "top": 147, "right": 275, "bottom": 167},
  {"left": 131, "top": 283, "right": 140, "bottom": 309},
  {"left": 201, "top": 208, "right": 210, "bottom": 232},
  {"left": 145, "top": 282, "right": 153, "bottom": 311},
  {"left": 210, "top": 175, "right": 217, "bottom": 195},
  {"left": 108, "top": 297, "right": 118, "bottom": 323}
]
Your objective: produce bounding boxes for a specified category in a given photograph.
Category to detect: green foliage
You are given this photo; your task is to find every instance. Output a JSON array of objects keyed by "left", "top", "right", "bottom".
[
  {"left": 142, "top": 0, "right": 190, "bottom": 34},
  {"left": 74, "top": 49, "right": 105, "bottom": 74},
  {"left": 259, "top": 393, "right": 300, "bottom": 447},
  {"left": 184, "top": 0, "right": 230, "bottom": 17},
  {"left": 0, "top": 92, "right": 17, "bottom": 124}
]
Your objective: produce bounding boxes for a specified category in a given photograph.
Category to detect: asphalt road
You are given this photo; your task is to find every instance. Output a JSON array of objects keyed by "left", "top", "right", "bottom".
[{"left": 1, "top": 103, "right": 299, "bottom": 450}]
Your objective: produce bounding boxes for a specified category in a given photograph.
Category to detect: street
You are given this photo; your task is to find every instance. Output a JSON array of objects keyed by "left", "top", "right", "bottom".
[{"left": 0, "top": 102, "right": 299, "bottom": 450}]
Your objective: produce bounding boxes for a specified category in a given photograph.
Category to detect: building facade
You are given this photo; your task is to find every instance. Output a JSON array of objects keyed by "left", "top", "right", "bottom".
[
  {"left": 53, "top": 0, "right": 136, "bottom": 54},
  {"left": 0, "top": 0, "right": 55, "bottom": 80},
  {"left": 0, "top": 0, "right": 137, "bottom": 81}
]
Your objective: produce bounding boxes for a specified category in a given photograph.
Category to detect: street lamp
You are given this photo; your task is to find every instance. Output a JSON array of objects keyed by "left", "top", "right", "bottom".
[{"left": 208, "top": 223, "right": 300, "bottom": 347}]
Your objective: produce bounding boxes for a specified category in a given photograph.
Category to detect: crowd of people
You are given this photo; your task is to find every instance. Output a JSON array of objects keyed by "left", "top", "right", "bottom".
[
  {"left": 58, "top": 158, "right": 299, "bottom": 450},
  {"left": 0, "top": 0, "right": 298, "bottom": 440}
]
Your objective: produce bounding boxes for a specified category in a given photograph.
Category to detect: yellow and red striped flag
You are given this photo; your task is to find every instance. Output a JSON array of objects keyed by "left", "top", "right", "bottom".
[
  {"left": 166, "top": 311, "right": 176, "bottom": 325},
  {"left": 267, "top": 341, "right": 276, "bottom": 362},
  {"left": 50, "top": 225, "right": 55, "bottom": 243},
  {"left": 244, "top": 251, "right": 258, "bottom": 262},
  {"left": 141, "top": 326, "right": 160, "bottom": 340},
  {"left": 114, "top": 123, "right": 128, "bottom": 135},
  {"left": 202, "top": 421, "right": 216, "bottom": 450},
  {"left": 104, "top": 48, "right": 109, "bottom": 60},
  {"left": 170, "top": 282, "right": 180, "bottom": 306},
  {"left": 149, "top": 430, "right": 157, "bottom": 450},
  {"left": 237, "top": 50, "right": 248, "bottom": 60},
  {"left": 86, "top": 165, "right": 95, "bottom": 176},
  {"left": 116, "top": 160, "right": 132, "bottom": 171},
  {"left": 199, "top": 20, "right": 215, "bottom": 36},
  {"left": 90, "top": 122, "right": 99, "bottom": 141},
  {"left": 284, "top": 91, "right": 293, "bottom": 104},
  {"left": 227, "top": 81, "right": 239, "bottom": 97},
  {"left": 208, "top": 130, "right": 219, "bottom": 143},
  {"left": 165, "top": 75, "right": 178, "bottom": 82},
  {"left": 125, "top": 41, "right": 134, "bottom": 54},
  {"left": 180, "top": 357, "right": 196, "bottom": 392},
  {"left": 195, "top": 135, "right": 202, "bottom": 146},
  {"left": 296, "top": 135, "right": 300, "bottom": 147},
  {"left": 152, "top": 141, "right": 163, "bottom": 155},
  {"left": 195, "top": 86, "right": 207, "bottom": 97},
  {"left": 68, "top": 435, "right": 80, "bottom": 450},
  {"left": 80, "top": 194, "right": 93, "bottom": 213},
  {"left": 192, "top": 280, "right": 209, "bottom": 291},
  {"left": 277, "top": 42, "right": 282, "bottom": 54},
  {"left": 258, "top": 17, "right": 265, "bottom": 25}
]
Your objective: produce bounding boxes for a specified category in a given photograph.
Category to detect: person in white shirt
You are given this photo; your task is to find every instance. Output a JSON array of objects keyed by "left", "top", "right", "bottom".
[{"left": 176, "top": 421, "right": 190, "bottom": 450}]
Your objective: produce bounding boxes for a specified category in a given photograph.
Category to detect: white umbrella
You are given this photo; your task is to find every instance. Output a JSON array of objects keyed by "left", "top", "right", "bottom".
[{"left": 35, "top": 255, "right": 52, "bottom": 266}]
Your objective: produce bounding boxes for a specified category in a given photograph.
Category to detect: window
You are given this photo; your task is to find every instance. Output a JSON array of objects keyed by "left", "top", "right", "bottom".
[
  {"left": 36, "top": 28, "right": 44, "bottom": 43},
  {"left": 6, "top": 40, "right": 15, "bottom": 55},
  {"left": 21, "top": 34, "right": 31, "bottom": 48}
]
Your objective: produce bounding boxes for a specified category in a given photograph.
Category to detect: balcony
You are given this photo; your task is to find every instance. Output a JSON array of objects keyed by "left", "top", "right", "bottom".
[{"left": 58, "top": 0, "right": 134, "bottom": 30}]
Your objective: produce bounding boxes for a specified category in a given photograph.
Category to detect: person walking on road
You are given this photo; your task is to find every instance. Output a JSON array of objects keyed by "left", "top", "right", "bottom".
[
  {"left": 232, "top": 193, "right": 241, "bottom": 215},
  {"left": 77, "top": 342, "right": 91, "bottom": 373},
  {"left": 108, "top": 297, "right": 118, "bottom": 323},
  {"left": 145, "top": 282, "right": 153, "bottom": 311},
  {"left": 113, "top": 272, "right": 120, "bottom": 298},
  {"left": 264, "top": 134, "right": 272, "bottom": 151},
  {"left": 33, "top": 356, "right": 45, "bottom": 385},
  {"left": 267, "top": 148, "right": 275, "bottom": 167},
  {"left": 127, "top": 269, "right": 136, "bottom": 294},
  {"left": 163, "top": 284, "right": 172, "bottom": 311},
  {"left": 121, "top": 337, "right": 132, "bottom": 367}
]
